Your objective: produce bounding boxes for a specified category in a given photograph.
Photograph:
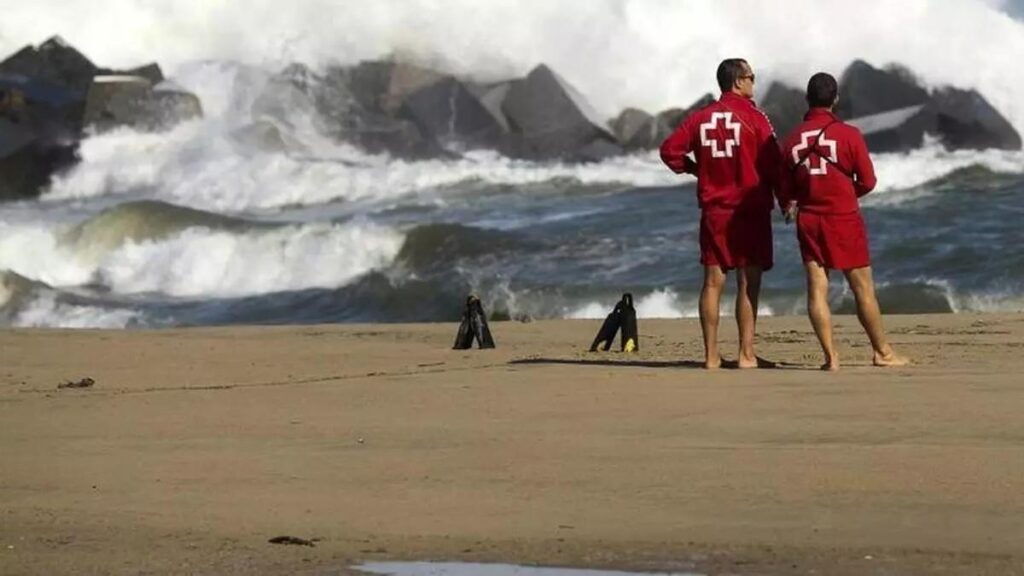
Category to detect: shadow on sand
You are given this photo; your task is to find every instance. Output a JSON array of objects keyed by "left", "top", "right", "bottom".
[{"left": 509, "top": 357, "right": 803, "bottom": 370}]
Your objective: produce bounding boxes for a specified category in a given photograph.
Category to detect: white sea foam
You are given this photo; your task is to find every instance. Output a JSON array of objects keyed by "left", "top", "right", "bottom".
[
  {"left": 44, "top": 119, "right": 684, "bottom": 211},
  {"left": 12, "top": 292, "right": 142, "bottom": 329},
  {"left": 45, "top": 123, "right": 1023, "bottom": 214},
  {"left": 838, "top": 277, "right": 1024, "bottom": 313},
  {"left": 20, "top": 2, "right": 1021, "bottom": 214},
  {"left": 98, "top": 222, "right": 403, "bottom": 297},
  {"left": 2, "top": 0, "right": 1022, "bottom": 133},
  {"left": 0, "top": 219, "right": 403, "bottom": 298},
  {"left": 908, "top": 278, "right": 1024, "bottom": 313},
  {"left": 958, "top": 291, "right": 1024, "bottom": 313},
  {"left": 566, "top": 290, "right": 691, "bottom": 320},
  {"left": 867, "top": 141, "right": 1024, "bottom": 204},
  {"left": 566, "top": 288, "right": 776, "bottom": 320},
  {"left": 0, "top": 223, "right": 95, "bottom": 288}
]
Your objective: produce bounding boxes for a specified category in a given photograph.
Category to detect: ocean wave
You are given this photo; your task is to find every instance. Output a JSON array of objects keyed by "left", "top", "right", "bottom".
[
  {"left": 10, "top": 292, "right": 143, "bottom": 329},
  {"left": 0, "top": 270, "right": 45, "bottom": 319},
  {"left": 567, "top": 289, "right": 694, "bottom": 319},
  {"left": 0, "top": 270, "right": 142, "bottom": 328},
  {"left": 96, "top": 223, "right": 402, "bottom": 297},
  {"left": 563, "top": 288, "right": 778, "bottom": 320},
  {"left": 61, "top": 200, "right": 261, "bottom": 261},
  {"left": 44, "top": 118, "right": 1024, "bottom": 215},
  {"left": 827, "top": 277, "right": 1024, "bottom": 315},
  {"left": 866, "top": 143, "right": 1024, "bottom": 205},
  {"left": 0, "top": 216, "right": 404, "bottom": 298},
  {"left": 43, "top": 119, "right": 682, "bottom": 211},
  {"left": 394, "top": 223, "right": 538, "bottom": 272},
  {"left": 834, "top": 279, "right": 958, "bottom": 314}
]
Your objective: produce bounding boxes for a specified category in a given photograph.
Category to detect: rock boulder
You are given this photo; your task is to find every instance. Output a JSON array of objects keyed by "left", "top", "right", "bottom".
[
  {"left": 836, "top": 60, "right": 929, "bottom": 120},
  {"left": 0, "top": 37, "right": 204, "bottom": 200},
  {"left": 83, "top": 76, "right": 202, "bottom": 132},
  {"left": 759, "top": 82, "right": 806, "bottom": 138},
  {"left": 925, "top": 87, "right": 1022, "bottom": 150},
  {"left": 399, "top": 76, "right": 504, "bottom": 151},
  {"left": 657, "top": 93, "right": 715, "bottom": 131},
  {"left": 1, "top": 75, "right": 81, "bottom": 201},
  {"left": 845, "top": 86, "right": 1021, "bottom": 153},
  {"left": 0, "top": 36, "right": 98, "bottom": 96},
  {"left": 501, "top": 64, "right": 620, "bottom": 160},
  {"left": 347, "top": 60, "right": 447, "bottom": 115},
  {"left": 846, "top": 104, "right": 931, "bottom": 152},
  {"left": 610, "top": 108, "right": 670, "bottom": 150}
]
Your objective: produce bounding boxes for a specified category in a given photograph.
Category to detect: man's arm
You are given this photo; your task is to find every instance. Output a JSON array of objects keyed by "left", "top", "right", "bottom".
[
  {"left": 660, "top": 118, "right": 697, "bottom": 174},
  {"left": 754, "top": 114, "right": 788, "bottom": 214},
  {"left": 763, "top": 133, "right": 786, "bottom": 210},
  {"left": 778, "top": 151, "right": 797, "bottom": 221},
  {"left": 851, "top": 130, "right": 877, "bottom": 197}
]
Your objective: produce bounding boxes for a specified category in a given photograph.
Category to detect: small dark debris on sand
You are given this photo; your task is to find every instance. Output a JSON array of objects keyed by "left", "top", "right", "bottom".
[
  {"left": 268, "top": 535, "right": 316, "bottom": 547},
  {"left": 57, "top": 378, "right": 95, "bottom": 390}
]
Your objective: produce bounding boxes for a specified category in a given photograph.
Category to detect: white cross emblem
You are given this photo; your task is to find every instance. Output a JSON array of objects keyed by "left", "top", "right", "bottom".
[
  {"left": 792, "top": 130, "right": 838, "bottom": 175},
  {"left": 699, "top": 112, "right": 741, "bottom": 158}
]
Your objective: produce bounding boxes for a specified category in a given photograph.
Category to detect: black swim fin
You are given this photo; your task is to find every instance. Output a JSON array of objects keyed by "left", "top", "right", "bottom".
[
  {"left": 618, "top": 293, "right": 638, "bottom": 353},
  {"left": 589, "top": 300, "right": 623, "bottom": 352},
  {"left": 453, "top": 295, "right": 495, "bottom": 350},
  {"left": 470, "top": 297, "right": 496, "bottom": 349},
  {"left": 452, "top": 311, "right": 475, "bottom": 350},
  {"left": 453, "top": 295, "right": 476, "bottom": 350}
]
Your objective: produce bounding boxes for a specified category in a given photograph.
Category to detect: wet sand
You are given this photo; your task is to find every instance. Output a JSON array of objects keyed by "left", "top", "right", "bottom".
[{"left": 2, "top": 314, "right": 1024, "bottom": 575}]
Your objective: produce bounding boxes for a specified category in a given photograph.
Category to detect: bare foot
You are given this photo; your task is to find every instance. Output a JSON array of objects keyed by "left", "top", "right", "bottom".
[
  {"left": 704, "top": 355, "right": 722, "bottom": 370},
  {"left": 821, "top": 353, "right": 840, "bottom": 371},
  {"left": 873, "top": 350, "right": 910, "bottom": 367}
]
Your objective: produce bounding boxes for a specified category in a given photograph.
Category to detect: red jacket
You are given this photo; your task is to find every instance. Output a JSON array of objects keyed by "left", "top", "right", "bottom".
[
  {"left": 780, "top": 108, "right": 876, "bottom": 214},
  {"left": 660, "top": 92, "right": 782, "bottom": 212}
]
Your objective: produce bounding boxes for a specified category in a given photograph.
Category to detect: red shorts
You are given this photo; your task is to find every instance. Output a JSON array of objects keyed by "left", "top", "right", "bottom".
[
  {"left": 797, "top": 210, "right": 870, "bottom": 270},
  {"left": 699, "top": 209, "right": 773, "bottom": 271}
]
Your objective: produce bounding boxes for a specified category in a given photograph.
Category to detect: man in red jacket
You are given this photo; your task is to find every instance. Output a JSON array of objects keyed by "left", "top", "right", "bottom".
[
  {"left": 779, "top": 72, "right": 908, "bottom": 370},
  {"left": 660, "top": 58, "right": 781, "bottom": 369}
]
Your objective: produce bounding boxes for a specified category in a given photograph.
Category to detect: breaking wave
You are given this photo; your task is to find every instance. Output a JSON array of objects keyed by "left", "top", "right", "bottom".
[{"left": 0, "top": 204, "right": 404, "bottom": 298}]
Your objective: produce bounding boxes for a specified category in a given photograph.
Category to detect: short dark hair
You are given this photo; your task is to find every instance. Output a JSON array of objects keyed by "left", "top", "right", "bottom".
[
  {"left": 716, "top": 59, "right": 748, "bottom": 92},
  {"left": 806, "top": 72, "right": 839, "bottom": 108}
]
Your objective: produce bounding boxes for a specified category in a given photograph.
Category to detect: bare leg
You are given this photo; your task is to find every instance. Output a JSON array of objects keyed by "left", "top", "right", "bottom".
[
  {"left": 735, "top": 266, "right": 763, "bottom": 368},
  {"left": 700, "top": 265, "right": 726, "bottom": 369},
  {"left": 805, "top": 262, "right": 839, "bottom": 370},
  {"left": 843, "top": 266, "right": 910, "bottom": 367}
]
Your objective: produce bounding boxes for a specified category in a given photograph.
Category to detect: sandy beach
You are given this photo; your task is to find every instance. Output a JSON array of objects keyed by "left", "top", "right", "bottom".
[{"left": 3, "top": 313, "right": 1024, "bottom": 575}]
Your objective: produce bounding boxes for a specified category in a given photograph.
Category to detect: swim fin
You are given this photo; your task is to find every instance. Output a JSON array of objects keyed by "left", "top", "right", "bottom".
[
  {"left": 589, "top": 299, "right": 623, "bottom": 352},
  {"left": 618, "top": 293, "right": 638, "bottom": 353},
  {"left": 453, "top": 294, "right": 496, "bottom": 350},
  {"left": 452, "top": 312, "right": 474, "bottom": 350},
  {"left": 469, "top": 296, "right": 496, "bottom": 349}
]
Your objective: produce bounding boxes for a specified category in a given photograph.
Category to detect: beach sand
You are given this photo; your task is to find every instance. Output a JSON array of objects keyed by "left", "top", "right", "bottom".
[{"left": 2, "top": 314, "right": 1024, "bottom": 575}]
